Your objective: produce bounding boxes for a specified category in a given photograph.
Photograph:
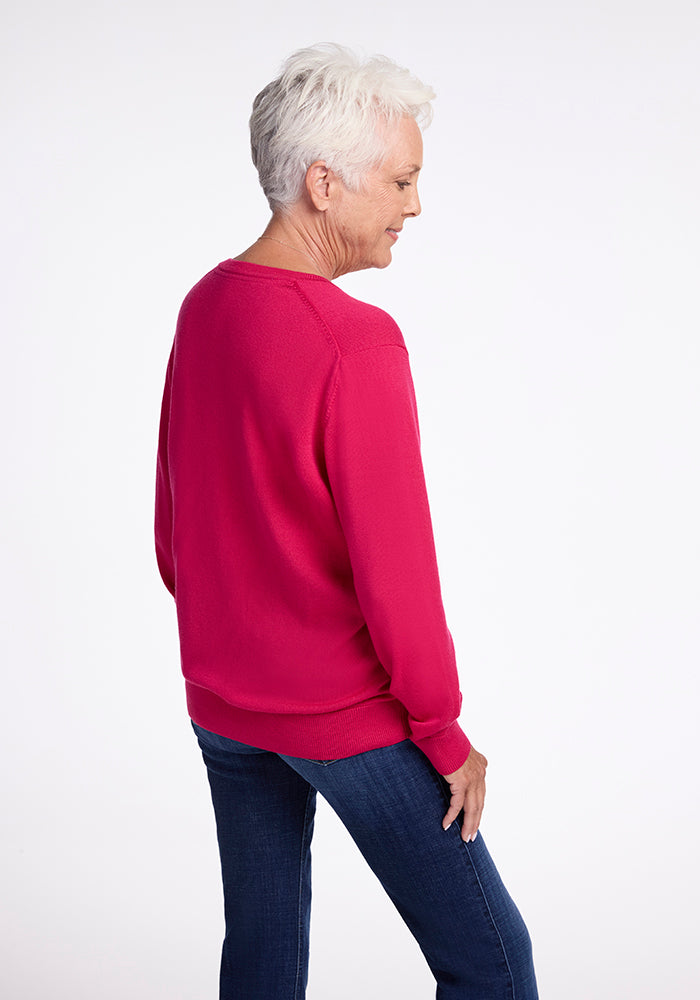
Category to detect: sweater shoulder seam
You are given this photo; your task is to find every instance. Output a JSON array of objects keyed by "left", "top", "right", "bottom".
[
  {"left": 337, "top": 342, "right": 408, "bottom": 360},
  {"left": 288, "top": 283, "right": 406, "bottom": 427},
  {"left": 322, "top": 342, "right": 410, "bottom": 429}
]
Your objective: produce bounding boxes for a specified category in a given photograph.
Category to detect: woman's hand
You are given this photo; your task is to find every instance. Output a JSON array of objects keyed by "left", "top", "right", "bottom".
[{"left": 441, "top": 748, "right": 488, "bottom": 842}]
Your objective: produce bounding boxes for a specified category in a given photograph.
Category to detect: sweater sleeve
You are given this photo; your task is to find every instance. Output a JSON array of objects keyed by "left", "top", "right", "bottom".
[
  {"left": 154, "top": 349, "right": 176, "bottom": 597},
  {"left": 324, "top": 344, "right": 471, "bottom": 775}
]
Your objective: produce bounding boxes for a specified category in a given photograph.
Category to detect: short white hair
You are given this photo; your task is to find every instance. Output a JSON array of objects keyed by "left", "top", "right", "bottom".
[{"left": 250, "top": 43, "right": 435, "bottom": 212}]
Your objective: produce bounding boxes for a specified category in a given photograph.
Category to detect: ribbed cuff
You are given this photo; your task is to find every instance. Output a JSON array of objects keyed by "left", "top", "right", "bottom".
[{"left": 412, "top": 720, "right": 471, "bottom": 775}]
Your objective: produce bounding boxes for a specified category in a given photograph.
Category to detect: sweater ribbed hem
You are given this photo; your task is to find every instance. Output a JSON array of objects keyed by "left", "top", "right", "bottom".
[
  {"left": 186, "top": 682, "right": 470, "bottom": 774},
  {"left": 187, "top": 682, "right": 412, "bottom": 760}
]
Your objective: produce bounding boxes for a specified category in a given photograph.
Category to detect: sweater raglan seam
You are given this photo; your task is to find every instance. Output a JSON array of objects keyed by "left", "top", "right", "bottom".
[
  {"left": 288, "top": 283, "right": 346, "bottom": 428},
  {"left": 289, "top": 280, "right": 406, "bottom": 361},
  {"left": 290, "top": 282, "right": 342, "bottom": 355}
]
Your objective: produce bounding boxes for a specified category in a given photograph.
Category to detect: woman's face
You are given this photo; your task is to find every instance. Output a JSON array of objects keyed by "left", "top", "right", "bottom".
[{"left": 329, "top": 116, "right": 424, "bottom": 275}]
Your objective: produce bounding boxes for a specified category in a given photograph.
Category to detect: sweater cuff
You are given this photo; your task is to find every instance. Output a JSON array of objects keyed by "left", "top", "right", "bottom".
[{"left": 412, "top": 721, "right": 471, "bottom": 775}]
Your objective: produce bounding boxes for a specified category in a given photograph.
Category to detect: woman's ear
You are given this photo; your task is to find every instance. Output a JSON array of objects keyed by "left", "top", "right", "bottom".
[{"left": 305, "top": 161, "right": 332, "bottom": 212}]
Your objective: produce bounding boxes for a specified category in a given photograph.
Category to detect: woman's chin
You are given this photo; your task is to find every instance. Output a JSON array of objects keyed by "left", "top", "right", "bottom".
[{"left": 372, "top": 246, "right": 395, "bottom": 270}]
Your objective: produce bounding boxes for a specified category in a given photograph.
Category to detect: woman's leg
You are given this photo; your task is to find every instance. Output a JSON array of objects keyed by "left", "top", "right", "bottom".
[
  {"left": 282, "top": 740, "right": 538, "bottom": 1000},
  {"left": 193, "top": 723, "right": 317, "bottom": 1000}
]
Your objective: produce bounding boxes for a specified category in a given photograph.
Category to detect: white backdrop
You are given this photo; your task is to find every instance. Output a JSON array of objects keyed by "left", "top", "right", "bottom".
[{"left": 2, "top": 1, "right": 698, "bottom": 997}]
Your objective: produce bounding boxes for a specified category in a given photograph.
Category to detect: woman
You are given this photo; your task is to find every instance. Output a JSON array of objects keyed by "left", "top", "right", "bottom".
[{"left": 155, "top": 44, "right": 538, "bottom": 999}]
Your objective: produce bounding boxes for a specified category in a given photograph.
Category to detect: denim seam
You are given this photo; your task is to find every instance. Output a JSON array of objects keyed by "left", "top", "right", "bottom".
[
  {"left": 460, "top": 841, "right": 517, "bottom": 999},
  {"left": 293, "top": 785, "right": 315, "bottom": 1000},
  {"left": 430, "top": 764, "right": 517, "bottom": 997}
]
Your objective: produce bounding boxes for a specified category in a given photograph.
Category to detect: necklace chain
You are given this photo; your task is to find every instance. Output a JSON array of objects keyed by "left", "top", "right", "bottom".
[{"left": 257, "top": 235, "right": 317, "bottom": 268}]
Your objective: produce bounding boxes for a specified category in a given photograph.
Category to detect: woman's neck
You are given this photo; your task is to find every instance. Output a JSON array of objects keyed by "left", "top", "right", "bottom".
[{"left": 235, "top": 212, "right": 334, "bottom": 278}]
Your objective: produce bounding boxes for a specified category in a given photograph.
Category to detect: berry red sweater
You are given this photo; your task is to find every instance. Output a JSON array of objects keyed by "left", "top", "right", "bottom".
[{"left": 155, "top": 260, "right": 470, "bottom": 774}]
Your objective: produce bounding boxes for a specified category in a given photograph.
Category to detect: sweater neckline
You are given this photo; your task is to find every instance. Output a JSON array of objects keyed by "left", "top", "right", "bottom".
[{"left": 218, "top": 259, "right": 332, "bottom": 282}]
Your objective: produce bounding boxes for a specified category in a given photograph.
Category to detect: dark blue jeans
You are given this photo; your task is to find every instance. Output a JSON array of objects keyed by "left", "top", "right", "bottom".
[{"left": 193, "top": 723, "right": 538, "bottom": 1000}]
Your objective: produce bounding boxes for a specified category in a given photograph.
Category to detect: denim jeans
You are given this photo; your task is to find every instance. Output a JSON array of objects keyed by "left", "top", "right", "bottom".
[{"left": 192, "top": 723, "right": 538, "bottom": 1000}]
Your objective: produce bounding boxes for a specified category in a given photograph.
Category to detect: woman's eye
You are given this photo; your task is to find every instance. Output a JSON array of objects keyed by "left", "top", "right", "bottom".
[{"left": 397, "top": 181, "right": 410, "bottom": 190}]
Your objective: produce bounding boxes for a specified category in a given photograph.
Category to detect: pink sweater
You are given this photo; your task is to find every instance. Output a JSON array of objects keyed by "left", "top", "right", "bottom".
[{"left": 155, "top": 260, "right": 470, "bottom": 775}]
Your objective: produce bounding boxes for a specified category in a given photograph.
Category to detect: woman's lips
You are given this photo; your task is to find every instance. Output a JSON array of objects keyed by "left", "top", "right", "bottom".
[{"left": 386, "top": 228, "right": 401, "bottom": 242}]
